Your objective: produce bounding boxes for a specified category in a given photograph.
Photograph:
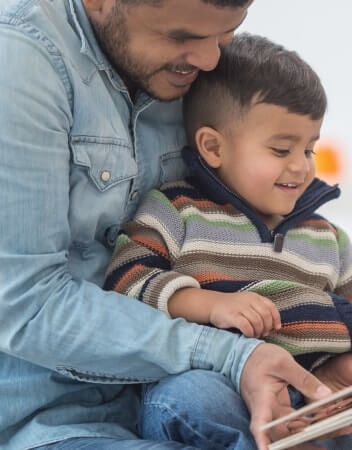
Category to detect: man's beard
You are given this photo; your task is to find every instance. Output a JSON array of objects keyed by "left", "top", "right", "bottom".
[
  {"left": 90, "top": 4, "right": 195, "bottom": 101},
  {"left": 90, "top": 5, "right": 169, "bottom": 101}
]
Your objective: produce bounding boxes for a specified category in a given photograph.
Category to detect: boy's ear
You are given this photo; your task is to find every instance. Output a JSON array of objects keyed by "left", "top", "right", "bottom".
[{"left": 195, "top": 127, "right": 224, "bottom": 169}]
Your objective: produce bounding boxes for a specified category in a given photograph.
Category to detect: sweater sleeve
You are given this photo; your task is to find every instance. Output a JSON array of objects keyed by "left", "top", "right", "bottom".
[
  {"left": 103, "top": 189, "right": 200, "bottom": 315},
  {"left": 234, "top": 278, "right": 352, "bottom": 370},
  {"left": 334, "top": 226, "right": 352, "bottom": 301}
]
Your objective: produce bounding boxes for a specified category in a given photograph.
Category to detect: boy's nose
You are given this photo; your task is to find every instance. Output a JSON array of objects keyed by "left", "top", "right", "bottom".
[
  {"left": 288, "top": 154, "right": 311, "bottom": 174},
  {"left": 185, "top": 37, "right": 221, "bottom": 72}
]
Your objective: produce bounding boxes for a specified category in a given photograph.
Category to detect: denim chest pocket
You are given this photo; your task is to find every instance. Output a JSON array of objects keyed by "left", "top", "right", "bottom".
[
  {"left": 69, "top": 136, "right": 138, "bottom": 249},
  {"left": 70, "top": 136, "right": 137, "bottom": 191},
  {"left": 159, "top": 149, "right": 188, "bottom": 185}
]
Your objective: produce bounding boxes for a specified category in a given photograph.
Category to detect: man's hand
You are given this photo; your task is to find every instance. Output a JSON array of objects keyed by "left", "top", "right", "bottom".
[
  {"left": 240, "top": 343, "right": 332, "bottom": 450},
  {"left": 209, "top": 292, "right": 281, "bottom": 337}
]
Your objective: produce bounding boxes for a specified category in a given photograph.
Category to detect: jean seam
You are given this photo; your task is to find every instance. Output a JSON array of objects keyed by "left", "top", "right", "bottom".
[{"left": 143, "top": 401, "right": 230, "bottom": 447}]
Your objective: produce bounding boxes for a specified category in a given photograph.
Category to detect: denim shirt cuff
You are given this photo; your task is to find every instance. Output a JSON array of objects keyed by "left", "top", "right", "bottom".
[{"left": 190, "top": 326, "right": 262, "bottom": 392}]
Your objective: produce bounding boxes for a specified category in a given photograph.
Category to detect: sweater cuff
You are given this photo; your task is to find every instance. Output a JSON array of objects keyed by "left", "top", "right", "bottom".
[{"left": 158, "top": 276, "right": 200, "bottom": 317}]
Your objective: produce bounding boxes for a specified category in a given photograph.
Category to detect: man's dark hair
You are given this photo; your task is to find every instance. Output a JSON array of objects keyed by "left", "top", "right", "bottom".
[
  {"left": 120, "top": 0, "right": 250, "bottom": 6},
  {"left": 183, "top": 33, "right": 327, "bottom": 146}
]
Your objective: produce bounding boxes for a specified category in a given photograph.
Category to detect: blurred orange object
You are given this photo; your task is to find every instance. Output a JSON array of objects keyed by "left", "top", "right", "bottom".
[{"left": 314, "top": 140, "right": 344, "bottom": 183}]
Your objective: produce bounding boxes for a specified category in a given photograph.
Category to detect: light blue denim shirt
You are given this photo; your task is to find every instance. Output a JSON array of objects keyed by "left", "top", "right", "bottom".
[{"left": 0, "top": 1, "right": 261, "bottom": 448}]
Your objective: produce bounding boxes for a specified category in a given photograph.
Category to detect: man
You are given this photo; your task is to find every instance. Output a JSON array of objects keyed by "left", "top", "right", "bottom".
[{"left": 0, "top": 1, "right": 348, "bottom": 449}]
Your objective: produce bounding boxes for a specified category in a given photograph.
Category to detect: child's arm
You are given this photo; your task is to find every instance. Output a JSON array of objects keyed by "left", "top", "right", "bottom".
[
  {"left": 168, "top": 287, "right": 281, "bottom": 338},
  {"left": 104, "top": 188, "right": 202, "bottom": 315}
]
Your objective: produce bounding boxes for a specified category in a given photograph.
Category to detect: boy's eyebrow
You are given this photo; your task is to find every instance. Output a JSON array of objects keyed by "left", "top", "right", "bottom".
[
  {"left": 167, "top": 12, "right": 248, "bottom": 41},
  {"left": 270, "top": 133, "right": 321, "bottom": 143}
]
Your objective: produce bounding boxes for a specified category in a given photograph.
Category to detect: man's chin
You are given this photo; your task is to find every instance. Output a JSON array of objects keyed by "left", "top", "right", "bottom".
[{"left": 143, "top": 82, "right": 191, "bottom": 102}]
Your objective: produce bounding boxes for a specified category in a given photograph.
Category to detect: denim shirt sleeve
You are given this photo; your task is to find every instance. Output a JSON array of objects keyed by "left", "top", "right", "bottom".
[{"left": 0, "top": 27, "right": 261, "bottom": 392}]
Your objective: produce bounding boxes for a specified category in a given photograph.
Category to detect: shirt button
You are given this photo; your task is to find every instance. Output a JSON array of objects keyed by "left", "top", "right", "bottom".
[
  {"left": 131, "top": 190, "right": 138, "bottom": 200},
  {"left": 101, "top": 170, "right": 111, "bottom": 182}
]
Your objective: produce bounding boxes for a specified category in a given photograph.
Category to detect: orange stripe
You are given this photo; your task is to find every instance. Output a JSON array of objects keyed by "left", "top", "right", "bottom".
[
  {"left": 132, "top": 234, "right": 169, "bottom": 259},
  {"left": 299, "top": 218, "right": 337, "bottom": 234},
  {"left": 282, "top": 322, "right": 348, "bottom": 332},
  {"left": 173, "top": 195, "right": 233, "bottom": 211},
  {"left": 194, "top": 272, "right": 240, "bottom": 283},
  {"left": 114, "top": 264, "right": 145, "bottom": 292}
]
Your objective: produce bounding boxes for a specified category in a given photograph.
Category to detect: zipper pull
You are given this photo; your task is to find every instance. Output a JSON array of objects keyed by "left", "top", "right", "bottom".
[{"left": 273, "top": 233, "right": 284, "bottom": 252}]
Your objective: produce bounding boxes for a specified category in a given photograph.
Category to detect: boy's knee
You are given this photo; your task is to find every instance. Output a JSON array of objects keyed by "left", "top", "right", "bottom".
[
  {"left": 139, "top": 370, "right": 255, "bottom": 449},
  {"left": 142, "top": 370, "right": 249, "bottom": 423}
]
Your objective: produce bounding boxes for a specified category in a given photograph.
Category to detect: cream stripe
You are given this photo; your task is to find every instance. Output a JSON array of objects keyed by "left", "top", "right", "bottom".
[
  {"left": 338, "top": 265, "right": 352, "bottom": 286},
  {"left": 138, "top": 214, "right": 181, "bottom": 258},
  {"left": 182, "top": 240, "right": 338, "bottom": 282},
  {"left": 180, "top": 205, "right": 250, "bottom": 225},
  {"left": 287, "top": 227, "right": 337, "bottom": 240}
]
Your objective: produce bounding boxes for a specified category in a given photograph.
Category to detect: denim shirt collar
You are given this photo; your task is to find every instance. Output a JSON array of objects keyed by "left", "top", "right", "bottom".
[{"left": 65, "top": 0, "right": 128, "bottom": 91}]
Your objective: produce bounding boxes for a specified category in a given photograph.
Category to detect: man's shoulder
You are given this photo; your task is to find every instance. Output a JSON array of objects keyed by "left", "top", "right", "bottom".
[
  {"left": 0, "top": 0, "right": 66, "bottom": 25},
  {"left": 0, "top": 0, "right": 76, "bottom": 55}
]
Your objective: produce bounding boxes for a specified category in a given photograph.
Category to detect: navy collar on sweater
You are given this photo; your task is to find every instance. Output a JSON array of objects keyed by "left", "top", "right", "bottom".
[{"left": 182, "top": 146, "right": 340, "bottom": 247}]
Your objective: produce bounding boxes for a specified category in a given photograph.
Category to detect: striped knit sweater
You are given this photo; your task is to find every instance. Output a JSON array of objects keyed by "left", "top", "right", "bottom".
[{"left": 104, "top": 147, "right": 352, "bottom": 370}]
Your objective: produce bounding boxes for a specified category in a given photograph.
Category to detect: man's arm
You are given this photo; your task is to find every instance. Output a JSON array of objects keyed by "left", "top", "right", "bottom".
[{"left": 0, "top": 26, "right": 259, "bottom": 387}]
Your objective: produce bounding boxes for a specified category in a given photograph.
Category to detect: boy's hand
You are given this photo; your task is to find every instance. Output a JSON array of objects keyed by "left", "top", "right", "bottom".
[{"left": 209, "top": 292, "right": 281, "bottom": 337}]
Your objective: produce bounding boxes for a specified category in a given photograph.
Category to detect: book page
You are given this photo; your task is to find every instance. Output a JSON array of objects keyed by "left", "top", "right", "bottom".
[{"left": 260, "top": 386, "right": 352, "bottom": 450}]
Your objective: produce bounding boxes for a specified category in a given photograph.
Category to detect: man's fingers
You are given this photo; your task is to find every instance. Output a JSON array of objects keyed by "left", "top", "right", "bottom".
[
  {"left": 271, "top": 352, "right": 332, "bottom": 402},
  {"left": 249, "top": 390, "right": 294, "bottom": 450}
]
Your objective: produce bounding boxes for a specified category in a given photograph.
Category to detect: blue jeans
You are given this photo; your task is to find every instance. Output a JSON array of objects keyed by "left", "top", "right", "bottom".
[
  {"left": 140, "top": 370, "right": 352, "bottom": 450},
  {"left": 38, "top": 370, "right": 352, "bottom": 450},
  {"left": 140, "top": 370, "right": 256, "bottom": 450},
  {"left": 37, "top": 438, "right": 197, "bottom": 449}
]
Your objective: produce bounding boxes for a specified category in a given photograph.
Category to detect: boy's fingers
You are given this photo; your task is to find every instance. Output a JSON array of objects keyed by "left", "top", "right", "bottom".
[
  {"left": 237, "top": 309, "right": 265, "bottom": 337},
  {"left": 271, "top": 303, "right": 282, "bottom": 330},
  {"left": 260, "top": 296, "right": 281, "bottom": 330},
  {"left": 235, "top": 316, "right": 255, "bottom": 337},
  {"left": 250, "top": 300, "right": 276, "bottom": 335}
]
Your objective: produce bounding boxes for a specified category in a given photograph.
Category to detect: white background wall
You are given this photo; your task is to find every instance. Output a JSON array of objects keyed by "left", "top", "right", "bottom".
[{"left": 239, "top": 0, "right": 352, "bottom": 235}]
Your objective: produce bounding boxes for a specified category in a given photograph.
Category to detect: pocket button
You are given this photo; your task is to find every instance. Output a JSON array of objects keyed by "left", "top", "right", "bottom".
[{"left": 101, "top": 170, "right": 111, "bottom": 182}]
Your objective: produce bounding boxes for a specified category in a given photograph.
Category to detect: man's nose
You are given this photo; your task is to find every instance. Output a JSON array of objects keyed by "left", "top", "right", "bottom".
[{"left": 184, "top": 37, "right": 221, "bottom": 72}]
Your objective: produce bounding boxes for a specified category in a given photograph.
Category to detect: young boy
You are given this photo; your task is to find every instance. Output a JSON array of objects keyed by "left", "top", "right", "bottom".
[{"left": 104, "top": 34, "right": 352, "bottom": 378}]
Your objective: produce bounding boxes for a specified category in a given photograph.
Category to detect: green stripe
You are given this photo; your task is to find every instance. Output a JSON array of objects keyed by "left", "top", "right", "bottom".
[
  {"left": 287, "top": 232, "right": 336, "bottom": 247},
  {"left": 182, "top": 213, "right": 256, "bottom": 231},
  {"left": 336, "top": 226, "right": 350, "bottom": 251},
  {"left": 265, "top": 337, "right": 346, "bottom": 355},
  {"left": 114, "top": 234, "right": 131, "bottom": 253},
  {"left": 247, "top": 280, "right": 301, "bottom": 295}
]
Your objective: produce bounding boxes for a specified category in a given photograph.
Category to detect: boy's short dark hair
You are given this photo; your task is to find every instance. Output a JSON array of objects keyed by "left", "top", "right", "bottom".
[{"left": 183, "top": 33, "right": 327, "bottom": 147}]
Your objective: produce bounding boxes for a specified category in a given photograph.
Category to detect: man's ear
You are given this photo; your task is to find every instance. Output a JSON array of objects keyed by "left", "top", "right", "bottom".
[{"left": 195, "top": 127, "right": 224, "bottom": 169}]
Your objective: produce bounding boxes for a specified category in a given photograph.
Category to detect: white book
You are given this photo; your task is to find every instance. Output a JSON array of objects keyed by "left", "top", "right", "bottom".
[{"left": 260, "top": 385, "right": 352, "bottom": 450}]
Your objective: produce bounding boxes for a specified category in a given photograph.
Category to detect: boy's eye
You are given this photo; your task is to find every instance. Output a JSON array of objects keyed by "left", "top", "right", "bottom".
[
  {"left": 171, "top": 36, "right": 186, "bottom": 44},
  {"left": 305, "top": 149, "right": 316, "bottom": 158},
  {"left": 271, "top": 148, "right": 289, "bottom": 156}
]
